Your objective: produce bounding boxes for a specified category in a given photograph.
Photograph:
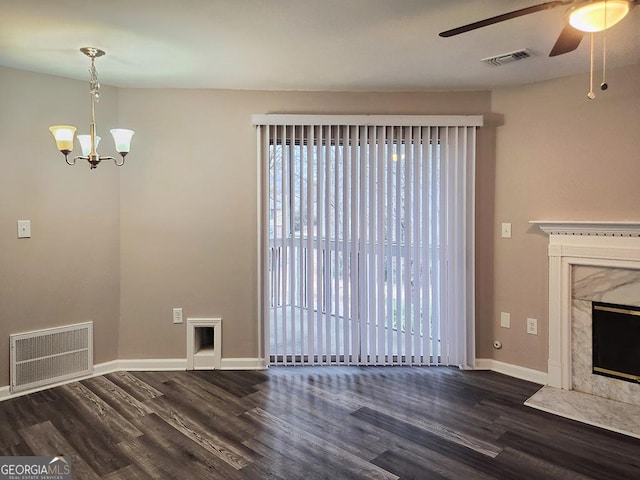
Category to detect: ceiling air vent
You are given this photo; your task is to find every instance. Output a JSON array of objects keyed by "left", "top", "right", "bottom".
[{"left": 481, "top": 49, "right": 534, "bottom": 67}]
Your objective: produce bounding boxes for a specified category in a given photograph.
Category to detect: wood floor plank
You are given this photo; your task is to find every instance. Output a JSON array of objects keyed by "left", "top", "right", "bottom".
[
  {"left": 115, "top": 436, "right": 184, "bottom": 480},
  {"left": 372, "top": 449, "right": 451, "bottom": 480},
  {"left": 18, "top": 420, "right": 101, "bottom": 480},
  {"left": 351, "top": 406, "right": 525, "bottom": 480},
  {"left": 60, "top": 381, "right": 143, "bottom": 439},
  {"left": 498, "top": 430, "right": 640, "bottom": 480},
  {"left": 242, "top": 428, "right": 355, "bottom": 480},
  {"left": 148, "top": 378, "right": 259, "bottom": 440},
  {"left": 126, "top": 413, "right": 245, "bottom": 480},
  {"left": 191, "top": 370, "right": 260, "bottom": 398},
  {"left": 367, "top": 400, "right": 503, "bottom": 457},
  {"left": 0, "top": 394, "right": 49, "bottom": 430},
  {"left": 261, "top": 370, "right": 503, "bottom": 458},
  {"left": 155, "top": 372, "right": 256, "bottom": 418},
  {"left": 383, "top": 440, "right": 500, "bottom": 480},
  {"left": 101, "top": 464, "right": 154, "bottom": 480},
  {"left": 244, "top": 407, "right": 399, "bottom": 480},
  {"left": 0, "top": 405, "right": 26, "bottom": 450},
  {"left": 247, "top": 388, "right": 386, "bottom": 460},
  {"left": 347, "top": 370, "right": 505, "bottom": 433},
  {"left": 81, "top": 376, "right": 154, "bottom": 420},
  {"left": 253, "top": 373, "right": 363, "bottom": 411},
  {"left": 30, "top": 382, "right": 144, "bottom": 477},
  {"left": 492, "top": 403, "right": 640, "bottom": 461},
  {"left": 143, "top": 395, "right": 259, "bottom": 470},
  {"left": 1, "top": 367, "right": 639, "bottom": 479},
  {"left": 493, "top": 447, "right": 595, "bottom": 480},
  {"left": 0, "top": 441, "right": 34, "bottom": 457},
  {"left": 105, "top": 371, "right": 164, "bottom": 402}
]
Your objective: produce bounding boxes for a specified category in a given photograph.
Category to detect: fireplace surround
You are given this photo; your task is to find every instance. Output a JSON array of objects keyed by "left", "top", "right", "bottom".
[
  {"left": 525, "top": 222, "right": 640, "bottom": 437},
  {"left": 532, "top": 221, "right": 640, "bottom": 397}
]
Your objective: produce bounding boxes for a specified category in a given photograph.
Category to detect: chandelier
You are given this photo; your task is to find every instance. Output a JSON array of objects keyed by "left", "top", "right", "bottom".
[{"left": 49, "top": 47, "right": 134, "bottom": 169}]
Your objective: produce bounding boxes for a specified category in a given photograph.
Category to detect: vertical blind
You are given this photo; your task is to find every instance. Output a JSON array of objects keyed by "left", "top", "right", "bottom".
[{"left": 254, "top": 115, "right": 482, "bottom": 368}]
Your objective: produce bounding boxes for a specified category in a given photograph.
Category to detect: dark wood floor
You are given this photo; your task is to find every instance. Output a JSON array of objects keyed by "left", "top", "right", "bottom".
[{"left": 0, "top": 367, "right": 639, "bottom": 479}]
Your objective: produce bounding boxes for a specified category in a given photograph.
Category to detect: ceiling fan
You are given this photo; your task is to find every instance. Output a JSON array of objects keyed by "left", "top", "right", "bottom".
[{"left": 439, "top": 0, "right": 637, "bottom": 57}]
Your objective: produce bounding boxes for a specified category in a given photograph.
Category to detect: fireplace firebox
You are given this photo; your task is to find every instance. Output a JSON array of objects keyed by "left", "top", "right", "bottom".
[{"left": 592, "top": 301, "right": 640, "bottom": 384}]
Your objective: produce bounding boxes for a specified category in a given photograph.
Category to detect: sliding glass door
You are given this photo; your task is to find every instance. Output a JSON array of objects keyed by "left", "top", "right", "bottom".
[{"left": 257, "top": 116, "right": 479, "bottom": 367}]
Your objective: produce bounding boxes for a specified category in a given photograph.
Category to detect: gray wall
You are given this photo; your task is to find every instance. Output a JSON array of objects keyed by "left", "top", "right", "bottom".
[
  {"left": 0, "top": 66, "right": 120, "bottom": 386},
  {"left": 116, "top": 88, "right": 493, "bottom": 360},
  {"left": 489, "top": 62, "right": 640, "bottom": 371},
  {"left": 1, "top": 61, "right": 638, "bottom": 387}
]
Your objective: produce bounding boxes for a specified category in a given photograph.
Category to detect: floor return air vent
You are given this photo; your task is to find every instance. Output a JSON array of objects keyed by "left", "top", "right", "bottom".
[{"left": 10, "top": 322, "right": 93, "bottom": 393}]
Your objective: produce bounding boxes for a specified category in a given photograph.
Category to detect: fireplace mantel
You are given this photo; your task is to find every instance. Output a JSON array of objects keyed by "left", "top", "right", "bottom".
[
  {"left": 531, "top": 221, "right": 640, "bottom": 237},
  {"left": 533, "top": 221, "right": 640, "bottom": 389}
]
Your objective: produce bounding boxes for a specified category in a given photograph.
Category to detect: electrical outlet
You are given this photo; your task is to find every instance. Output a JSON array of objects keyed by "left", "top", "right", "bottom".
[
  {"left": 173, "top": 307, "right": 183, "bottom": 324},
  {"left": 17, "top": 220, "right": 31, "bottom": 238},
  {"left": 527, "top": 317, "right": 538, "bottom": 335},
  {"left": 500, "top": 312, "right": 511, "bottom": 328}
]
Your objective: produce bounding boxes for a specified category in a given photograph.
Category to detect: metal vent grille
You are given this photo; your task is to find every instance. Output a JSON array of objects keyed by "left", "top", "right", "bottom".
[
  {"left": 482, "top": 49, "right": 534, "bottom": 67},
  {"left": 10, "top": 322, "right": 93, "bottom": 393}
]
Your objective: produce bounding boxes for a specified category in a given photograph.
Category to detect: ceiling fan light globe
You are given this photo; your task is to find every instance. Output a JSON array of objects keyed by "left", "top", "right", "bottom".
[{"left": 568, "top": 0, "right": 630, "bottom": 33}]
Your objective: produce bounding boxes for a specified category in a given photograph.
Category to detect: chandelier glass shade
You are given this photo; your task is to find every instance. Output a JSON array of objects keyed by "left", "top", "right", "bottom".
[
  {"left": 49, "top": 47, "right": 134, "bottom": 169},
  {"left": 77, "top": 134, "right": 101, "bottom": 156}
]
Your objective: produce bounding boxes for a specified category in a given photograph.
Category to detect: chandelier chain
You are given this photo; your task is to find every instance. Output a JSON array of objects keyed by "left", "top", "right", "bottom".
[{"left": 89, "top": 57, "right": 100, "bottom": 102}]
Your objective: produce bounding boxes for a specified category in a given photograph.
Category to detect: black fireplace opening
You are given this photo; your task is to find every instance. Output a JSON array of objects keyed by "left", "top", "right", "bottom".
[{"left": 592, "top": 301, "right": 640, "bottom": 384}]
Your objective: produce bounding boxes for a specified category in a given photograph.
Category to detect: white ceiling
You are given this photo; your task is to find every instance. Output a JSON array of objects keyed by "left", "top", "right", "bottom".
[{"left": 0, "top": 0, "right": 638, "bottom": 91}]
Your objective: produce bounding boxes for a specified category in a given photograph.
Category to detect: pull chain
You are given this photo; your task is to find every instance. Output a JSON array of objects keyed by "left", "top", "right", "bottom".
[
  {"left": 587, "top": 32, "right": 595, "bottom": 99},
  {"left": 601, "top": 3, "right": 608, "bottom": 91}
]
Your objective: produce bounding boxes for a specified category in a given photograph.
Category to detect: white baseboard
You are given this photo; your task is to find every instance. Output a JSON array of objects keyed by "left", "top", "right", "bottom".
[
  {"left": 475, "top": 358, "right": 548, "bottom": 385},
  {"left": 221, "top": 358, "right": 267, "bottom": 370},
  {"left": 117, "top": 358, "right": 187, "bottom": 371},
  {"left": 473, "top": 358, "right": 493, "bottom": 371},
  {"left": 1, "top": 356, "right": 540, "bottom": 401},
  {"left": 94, "top": 360, "right": 121, "bottom": 376},
  {"left": 0, "top": 360, "right": 121, "bottom": 402},
  {"left": 0, "top": 357, "right": 268, "bottom": 402}
]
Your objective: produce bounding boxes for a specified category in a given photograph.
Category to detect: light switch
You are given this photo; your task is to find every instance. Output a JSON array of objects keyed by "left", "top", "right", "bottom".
[
  {"left": 501, "top": 222, "right": 512, "bottom": 238},
  {"left": 17, "top": 220, "right": 31, "bottom": 238}
]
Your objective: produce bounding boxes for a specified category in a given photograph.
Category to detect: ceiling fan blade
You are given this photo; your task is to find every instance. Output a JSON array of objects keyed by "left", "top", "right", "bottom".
[
  {"left": 439, "top": 1, "right": 571, "bottom": 37},
  {"left": 549, "top": 24, "right": 584, "bottom": 56}
]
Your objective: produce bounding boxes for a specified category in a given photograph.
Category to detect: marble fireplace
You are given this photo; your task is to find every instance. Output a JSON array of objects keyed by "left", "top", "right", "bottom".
[
  {"left": 572, "top": 266, "right": 640, "bottom": 405},
  {"left": 527, "top": 221, "right": 640, "bottom": 437}
]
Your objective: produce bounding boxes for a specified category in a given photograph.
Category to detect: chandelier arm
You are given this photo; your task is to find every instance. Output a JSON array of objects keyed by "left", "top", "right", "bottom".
[
  {"left": 65, "top": 155, "right": 77, "bottom": 166},
  {"left": 95, "top": 155, "right": 125, "bottom": 167}
]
